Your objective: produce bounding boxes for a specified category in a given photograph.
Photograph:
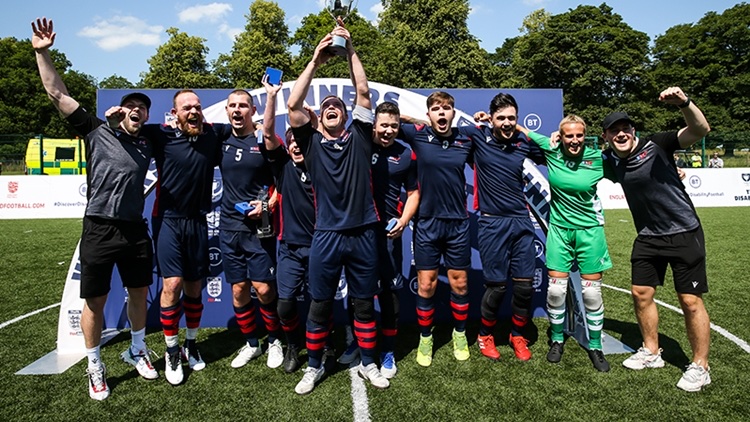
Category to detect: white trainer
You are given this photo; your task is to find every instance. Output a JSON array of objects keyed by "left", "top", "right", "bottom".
[
  {"left": 164, "top": 350, "right": 184, "bottom": 385},
  {"left": 231, "top": 343, "right": 262, "bottom": 368},
  {"left": 295, "top": 366, "right": 325, "bottom": 395},
  {"left": 86, "top": 363, "right": 110, "bottom": 401},
  {"left": 266, "top": 339, "right": 284, "bottom": 369},
  {"left": 120, "top": 348, "right": 159, "bottom": 380},
  {"left": 358, "top": 362, "right": 390, "bottom": 389},
  {"left": 622, "top": 345, "right": 665, "bottom": 370},
  {"left": 677, "top": 362, "right": 711, "bottom": 392},
  {"left": 182, "top": 343, "right": 206, "bottom": 371}
]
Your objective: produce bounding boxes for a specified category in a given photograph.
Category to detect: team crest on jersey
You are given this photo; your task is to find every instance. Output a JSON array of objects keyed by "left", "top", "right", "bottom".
[
  {"left": 371, "top": 153, "right": 379, "bottom": 164},
  {"left": 442, "top": 140, "right": 449, "bottom": 149},
  {"left": 583, "top": 160, "right": 593, "bottom": 166},
  {"left": 636, "top": 150, "right": 648, "bottom": 161}
]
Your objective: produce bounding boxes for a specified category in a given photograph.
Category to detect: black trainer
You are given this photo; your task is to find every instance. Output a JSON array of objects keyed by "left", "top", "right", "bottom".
[
  {"left": 547, "top": 342, "right": 564, "bottom": 363},
  {"left": 587, "top": 349, "right": 610, "bottom": 372},
  {"left": 283, "top": 344, "right": 301, "bottom": 373},
  {"left": 322, "top": 345, "right": 337, "bottom": 372}
]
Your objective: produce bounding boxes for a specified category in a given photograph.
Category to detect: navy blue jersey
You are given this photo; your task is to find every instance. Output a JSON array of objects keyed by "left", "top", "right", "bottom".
[
  {"left": 269, "top": 148, "right": 315, "bottom": 246},
  {"left": 472, "top": 126, "right": 545, "bottom": 217},
  {"left": 219, "top": 131, "right": 274, "bottom": 232},
  {"left": 371, "top": 140, "right": 418, "bottom": 220},
  {"left": 291, "top": 112, "right": 378, "bottom": 231},
  {"left": 398, "top": 123, "right": 479, "bottom": 219},
  {"left": 142, "top": 123, "right": 231, "bottom": 218}
]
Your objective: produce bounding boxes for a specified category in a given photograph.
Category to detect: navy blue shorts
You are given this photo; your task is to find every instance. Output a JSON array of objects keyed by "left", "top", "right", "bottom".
[
  {"left": 219, "top": 229, "right": 276, "bottom": 284},
  {"left": 79, "top": 216, "right": 154, "bottom": 298},
  {"left": 277, "top": 241, "right": 310, "bottom": 299},
  {"left": 413, "top": 217, "right": 471, "bottom": 271},
  {"left": 309, "top": 225, "right": 379, "bottom": 300},
  {"left": 477, "top": 215, "right": 536, "bottom": 283},
  {"left": 376, "top": 228, "right": 405, "bottom": 290},
  {"left": 152, "top": 216, "right": 209, "bottom": 281}
]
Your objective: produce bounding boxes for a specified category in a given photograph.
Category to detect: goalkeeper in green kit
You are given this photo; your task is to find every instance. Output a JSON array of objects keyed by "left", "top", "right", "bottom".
[{"left": 516, "top": 116, "right": 612, "bottom": 372}]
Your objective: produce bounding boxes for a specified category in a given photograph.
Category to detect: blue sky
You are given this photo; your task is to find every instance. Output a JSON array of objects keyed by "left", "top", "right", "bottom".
[{"left": 1, "top": 0, "right": 742, "bottom": 83}]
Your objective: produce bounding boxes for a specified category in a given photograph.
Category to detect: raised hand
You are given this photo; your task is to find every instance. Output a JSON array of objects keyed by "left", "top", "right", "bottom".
[
  {"left": 31, "top": 17, "right": 55, "bottom": 51},
  {"left": 659, "top": 86, "right": 688, "bottom": 106}
]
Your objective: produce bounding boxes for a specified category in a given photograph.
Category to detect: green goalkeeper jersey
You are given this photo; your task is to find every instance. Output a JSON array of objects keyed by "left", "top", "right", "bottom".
[{"left": 527, "top": 131, "right": 604, "bottom": 229}]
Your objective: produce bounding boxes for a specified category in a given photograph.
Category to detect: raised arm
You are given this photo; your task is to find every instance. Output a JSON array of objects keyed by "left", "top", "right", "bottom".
[
  {"left": 32, "top": 17, "right": 78, "bottom": 117},
  {"left": 287, "top": 33, "right": 335, "bottom": 128},
  {"left": 261, "top": 75, "right": 283, "bottom": 151},
  {"left": 342, "top": 22, "right": 370, "bottom": 111},
  {"left": 658, "top": 86, "right": 710, "bottom": 149}
]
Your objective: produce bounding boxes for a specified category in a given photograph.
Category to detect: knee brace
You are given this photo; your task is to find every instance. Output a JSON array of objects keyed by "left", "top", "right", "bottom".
[
  {"left": 581, "top": 278, "right": 603, "bottom": 311},
  {"left": 277, "top": 298, "right": 297, "bottom": 322},
  {"left": 511, "top": 280, "right": 534, "bottom": 317},
  {"left": 308, "top": 299, "right": 334, "bottom": 325},
  {"left": 546, "top": 277, "right": 569, "bottom": 308},
  {"left": 353, "top": 297, "right": 375, "bottom": 322},
  {"left": 481, "top": 283, "right": 507, "bottom": 320}
]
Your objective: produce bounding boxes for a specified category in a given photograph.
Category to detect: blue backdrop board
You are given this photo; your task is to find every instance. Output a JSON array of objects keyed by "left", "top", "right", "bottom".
[{"left": 80, "top": 80, "right": 564, "bottom": 332}]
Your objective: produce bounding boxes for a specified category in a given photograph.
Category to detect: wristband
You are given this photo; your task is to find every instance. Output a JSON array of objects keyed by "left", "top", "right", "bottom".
[{"left": 678, "top": 97, "right": 691, "bottom": 109}]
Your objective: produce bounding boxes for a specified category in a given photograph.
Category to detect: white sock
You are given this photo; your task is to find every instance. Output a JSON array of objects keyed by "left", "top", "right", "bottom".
[
  {"left": 86, "top": 346, "right": 101, "bottom": 369},
  {"left": 130, "top": 328, "right": 146, "bottom": 353},
  {"left": 164, "top": 334, "right": 179, "bottom": 349}
]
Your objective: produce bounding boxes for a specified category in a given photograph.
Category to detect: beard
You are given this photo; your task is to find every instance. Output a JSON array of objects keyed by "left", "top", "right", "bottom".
[{"left": 178, "top": 113, "right": 203, "bottom": 136}]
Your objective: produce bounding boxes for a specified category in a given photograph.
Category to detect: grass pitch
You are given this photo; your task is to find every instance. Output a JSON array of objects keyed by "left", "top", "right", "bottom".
[{"left": 0, "top": 209, "right": 749, "bottom": 421}]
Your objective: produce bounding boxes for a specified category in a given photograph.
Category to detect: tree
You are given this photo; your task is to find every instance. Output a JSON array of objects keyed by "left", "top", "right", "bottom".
[
  {"left": 99, "top": 75, "right": 135, "bottom": 89},
  {"left": 651, "top": 3, "right": 750, "bottom": 135},
  {"left": 290, "top": 10, "right": 385, "bottom": 82},
  {"left": 214, "top": 0, "right": 293, "bottom": 89},
  {"left": 503, "top": 4, "right": 654, "bottom": 130},
  {"left": 376, "top": 0, "right": 494, "bottom": 88},
  {"left": 140, "top": 27, "right": 225, "bottom": 89},
  {"left": 0, "top": 37, "right": 96, "bottom": 138}
]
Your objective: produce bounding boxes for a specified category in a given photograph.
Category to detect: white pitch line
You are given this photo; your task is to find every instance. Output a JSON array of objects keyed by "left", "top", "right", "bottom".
[
  {"left": 349, "top": 366, "right": 371, "bottom": 422},
  {"left": 603, "top": 284, "right": 750, "bottom": 353},
  {"left": 0, "top": 302, "right": 60, "bottom": 330}
]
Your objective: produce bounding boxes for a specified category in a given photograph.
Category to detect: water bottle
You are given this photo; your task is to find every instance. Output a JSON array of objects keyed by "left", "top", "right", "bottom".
[{"left": 256, "top": 185, "right": 274, "bottom": 238}]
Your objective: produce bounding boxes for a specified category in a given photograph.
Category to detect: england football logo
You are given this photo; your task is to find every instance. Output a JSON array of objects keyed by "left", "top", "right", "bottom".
[
  {"left": 207, "top": 277, "right": 222, "bottom": 299},
  {"left": 67, "top": 309, "right": 82, "bottom": 333}
]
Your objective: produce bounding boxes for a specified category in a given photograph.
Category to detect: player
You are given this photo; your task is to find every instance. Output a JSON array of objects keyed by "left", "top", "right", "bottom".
[
  {"left": 32, "top": 17, "right": 157, "bottom": 400},
  {"left": 517, "top": 115, "right": 613, "bottom": 371},
  {"left": 286, "top": 23, "right": 389, "bottom": 394}
]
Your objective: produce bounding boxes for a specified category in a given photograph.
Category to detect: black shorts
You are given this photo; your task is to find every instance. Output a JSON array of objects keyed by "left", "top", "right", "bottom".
[
  {"left": 79, "top": 216, "right": 154, "bottom": 298},
  {"left": 631, "top": 226, "right": 708, "bottom": 294}
]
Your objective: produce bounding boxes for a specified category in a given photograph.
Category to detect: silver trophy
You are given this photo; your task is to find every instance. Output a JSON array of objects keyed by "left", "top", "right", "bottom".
[{"left": 324, "top": 0, "right": 357, "bottom": 56}]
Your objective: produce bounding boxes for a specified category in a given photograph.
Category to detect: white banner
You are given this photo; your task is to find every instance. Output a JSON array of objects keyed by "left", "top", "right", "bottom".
[
  {"left": 0, "top": 175, "right": 87, "bottom": 219},
  {"left": 598, "top": 168, "right": 750, "bottom": 209}
]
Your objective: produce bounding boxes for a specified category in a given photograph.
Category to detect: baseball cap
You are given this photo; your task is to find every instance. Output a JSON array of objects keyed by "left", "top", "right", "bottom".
[
  {"left": 120, "top": 92, "right": 151, "bottom": 111},
  {"left": 602, "top": 112, "right": 635, "bottom": 131}
]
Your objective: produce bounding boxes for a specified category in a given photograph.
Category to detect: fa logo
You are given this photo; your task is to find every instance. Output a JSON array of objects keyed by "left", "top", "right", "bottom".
[{"left": 372, "top": 153, "right": 379, "bottom": 165}]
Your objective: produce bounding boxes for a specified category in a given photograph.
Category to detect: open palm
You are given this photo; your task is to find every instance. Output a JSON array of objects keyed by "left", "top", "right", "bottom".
[{"left": 31, "top": 17, "right": 55, "bottom": 50}]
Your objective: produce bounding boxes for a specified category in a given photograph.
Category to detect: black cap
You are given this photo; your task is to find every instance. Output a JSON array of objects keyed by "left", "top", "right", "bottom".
[
  {"left": 602, "top": 112, "right": 635, "bottom": 130},
  {"left": 120, "top": 92, "right": 151, "bottom": 111}
]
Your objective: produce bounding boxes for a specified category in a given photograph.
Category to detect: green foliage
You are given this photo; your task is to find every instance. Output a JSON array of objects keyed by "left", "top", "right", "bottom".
[
  {"left": 504, "top": 5, "right": 655, "bottom": 129},
  {"left": 651, "top": 3, "right": 750, "bottom": 133},
  {"left": 377, "top": 0, "right": 494, "bottom": 88},
  {"left": 214, "top": 0, "right": 293, "bottom": 89},
  {"left": 140, "top": 28, "right": 226, "bottom": 89},
  {"left": 0, "top": 37, "right": 96, "bottom": 139},
  {"left": 98, "top": 75, "right": 135, "bottom": 89}
]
